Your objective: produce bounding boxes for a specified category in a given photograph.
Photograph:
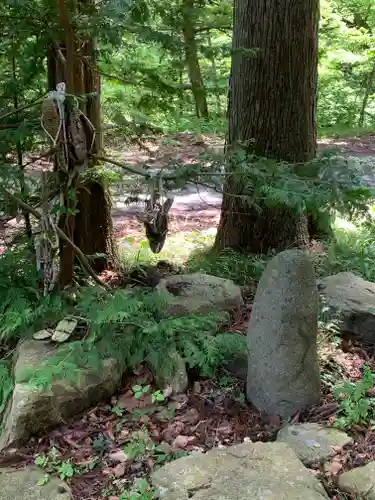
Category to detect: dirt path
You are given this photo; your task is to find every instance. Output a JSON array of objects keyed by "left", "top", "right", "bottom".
[
  {"left": 2, "top": 132, "right": 375, "bottom": 244},
  {"left": 112, "top": 131, "right": 375, "bottom": 239}
]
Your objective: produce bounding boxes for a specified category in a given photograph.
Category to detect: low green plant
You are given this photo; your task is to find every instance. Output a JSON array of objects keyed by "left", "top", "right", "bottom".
[
  {"left": 34, "top": 446, "right": 89, "bottom": 483},
  {"left": 186, "top": 247, "right": 267, "bottom": 285},
  {"left": 123, "top": 428, "right": 189, "bottom": 466},
  {"left": 92, "top": 433, "right": 112, "bottom": 453},
  {"left": 151, "top": 389, "right": 165, "bottom": 403},
  {"left": 17, "top": 284, "right": 242, "bottom": 390},
  {"left": 124, "top": 435, "right": 150, "bottom": 461},
  {"left": 0, "top": 245, "right": 67, "bottom": 344},
  {"left": 119, "top": 478, "right": 158, "bottom": 500},
  {"left": 0, "top": 361, "right": 13, "bottom": 420},
  {"left": 313, "top": 215, "right": 375, "bottom": 281},
  {"left": 131, "top": 384, "right": 164, "bottom": 403},
  {"left": 216, "top": 374, "right": 246, "bottom": 406},
  {"left": 333, "top": 364, "right": 375, "bottom": 429},
  {"left": 132, "top": 384, "right": 151, "bottom": 399}
]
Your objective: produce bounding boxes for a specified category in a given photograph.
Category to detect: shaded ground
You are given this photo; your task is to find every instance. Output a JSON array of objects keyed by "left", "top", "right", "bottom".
[
  {"left": 1, "top": 132, "right": 375, "bottom": 498},
  {"left": 2, "top": 302, "right": 375, "bottom": 500}
]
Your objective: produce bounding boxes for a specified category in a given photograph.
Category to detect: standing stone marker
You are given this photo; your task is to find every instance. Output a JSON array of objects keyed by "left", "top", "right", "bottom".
[{"left": 246, "top": 249, "right": 321, "bottom": 418}]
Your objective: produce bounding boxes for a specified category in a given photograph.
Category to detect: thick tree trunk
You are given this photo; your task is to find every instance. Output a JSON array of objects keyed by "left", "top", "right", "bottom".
[
  {"left": 48, "top": 0, "right": 115, "bottom": 286},
  {"left": 181, "top": 0, "right": 209, "bottom": 118},
  {"left": 215, "top": 0, "right": 319, "bottom": 253},
  {"left": 73, "top": 37, "right": 117, "bottom": 273}
]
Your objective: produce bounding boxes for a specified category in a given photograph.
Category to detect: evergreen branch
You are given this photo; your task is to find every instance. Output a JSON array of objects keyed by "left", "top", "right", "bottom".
[
  {"left": 0, "top": 124, "right": 22, "bottom": 130},
  {"left": 99, "top": 69, "right": 191, "bottom": 91},
  {"left": 92, "top": 154, "right": 221, "bottom": 181},
  {"left": 1, "top": 189, "right": 111, "bottom": 292},
  {"left": 99, "top": 70, "right": 144, "bottom": 87},
  {"left": 0, "top": 94, "right": 45, "bottom": 122}
]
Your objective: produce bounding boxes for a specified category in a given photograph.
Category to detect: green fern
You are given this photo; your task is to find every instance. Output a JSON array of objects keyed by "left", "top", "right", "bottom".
[
  {"left": 0, "top": 361, "right": 13, "bottom": 419},
  {"left": 17, "top": 287, "right": 243, "bottom": 390}
]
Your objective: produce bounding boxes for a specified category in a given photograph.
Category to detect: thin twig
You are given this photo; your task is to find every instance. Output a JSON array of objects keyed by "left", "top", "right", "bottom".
[
  {"left": 22, "top": 147, "right": 57, "bottom": 168},
  {"left": 92, "top": 154, "right": 153, "bottom": 179},
  {"left": 2, "top": 188, "right": 111, "bottom": 292}
]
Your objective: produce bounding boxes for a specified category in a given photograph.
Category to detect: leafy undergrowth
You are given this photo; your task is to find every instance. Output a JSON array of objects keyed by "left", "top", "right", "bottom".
[
  {"left": 3, "top": 333, "right": 375, "bottom": 500},
  {"left": 119, "top": 214, "right": 375, "bottom": 286},
  {"left": 3, "top": 213, "right": 375, "bottom": 498},
  {"left": 33, "top": 218, "right": 375, "bottom": 499}
]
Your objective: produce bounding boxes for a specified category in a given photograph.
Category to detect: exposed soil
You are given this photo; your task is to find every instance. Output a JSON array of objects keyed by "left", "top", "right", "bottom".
[
  {"left": 2, "top": 131, "right": 375, "bottom": 245},
  {"left": 112, "top": 131, "right": 375, "bottom": 240}
]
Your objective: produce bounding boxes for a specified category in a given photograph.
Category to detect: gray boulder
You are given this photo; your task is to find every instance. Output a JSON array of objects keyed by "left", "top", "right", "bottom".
[
  {"left": 0, "top": 466, "right": 71, "bottom": 500},
  {"left": 338, "top": 461, "right": 375, "bottom": 499},
  {"left": 318, "top": 272, "right": 375, "bottom": 343},
  {"left": 277, "top": 423, "right": 352, "bottom": 466},
  {"left": 247, "top": 249, "right": 321, "bottom": 418},
  {"left": 151, "top": 441, "right": 329, "bottom": 499},
  {"left": 0, "top": 340, "right": 121, "bottom": 451},
  {"left": 156, "top": 273, "right": 243, "bottom": 318}
]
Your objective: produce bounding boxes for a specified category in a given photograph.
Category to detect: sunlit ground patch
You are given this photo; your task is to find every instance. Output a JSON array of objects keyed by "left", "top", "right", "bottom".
[{"left": 118, "top": 227, "right": 217, "bottom": 268}]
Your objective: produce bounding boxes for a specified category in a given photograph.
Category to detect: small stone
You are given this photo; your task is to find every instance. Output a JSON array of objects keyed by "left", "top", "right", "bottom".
[
  {"left": 153, "top": 351, "right": 188, "bottom": 394},
  {"left": 318, "top": 272, "right": 375, "bottom": 344},
  {"left": 277, "top": 423, "right": 352, "bottom": 466},
  {"left": 338, "top": 461, "right": 375, "bottom": 499}
]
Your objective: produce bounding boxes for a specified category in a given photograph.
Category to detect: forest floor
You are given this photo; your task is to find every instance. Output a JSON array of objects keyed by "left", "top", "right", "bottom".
[{"left": 2, "top": 131, "right": 375, "bottom": 499}]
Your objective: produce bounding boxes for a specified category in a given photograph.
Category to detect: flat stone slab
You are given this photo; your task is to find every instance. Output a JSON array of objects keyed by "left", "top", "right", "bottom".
[
  {"left": 338, "top": 461, "right": 375, "bottom": 499},
  {"left": 151, "top": 441, "right": 329, "bottom": 499},
  {"left": 0, "top": 466, "right": 71, "bottom": 500},
  {"left": 156, "top": 273, "right": 243, "bottom": 318},
  {"left": 277, "top": 423, "right": 352, "bottom": 465}
]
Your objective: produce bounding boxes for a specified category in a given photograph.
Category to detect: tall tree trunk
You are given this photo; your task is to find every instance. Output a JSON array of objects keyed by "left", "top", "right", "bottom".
[
  {"left": 48, "top": 0, "right": 115, "bottom": 286},
  {"left": 73, "top": 36, "right": 117, "bottom": 273},
  {"left": 214, "top": 0, "right": 319, "bottom": 253},
  {"left": 358, "top": 56, "right": 375, "bottom": 128},
  {"left": 181, "top": 0, "right": 209, "bottom": 118},
  {"left": 207, "top": 31, "right": 221, "bottom": 115}
]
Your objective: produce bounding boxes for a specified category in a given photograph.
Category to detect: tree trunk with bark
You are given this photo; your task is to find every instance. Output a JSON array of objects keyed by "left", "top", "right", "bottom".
[
  {"left": 181, "top": 0, "right": 209, "bottom": 118},
  {"left": 48, "top": 0, "right": 115, "bottom": 286},
  {"left": 215, "top": 0, "right": 319, "bottom": 253}
]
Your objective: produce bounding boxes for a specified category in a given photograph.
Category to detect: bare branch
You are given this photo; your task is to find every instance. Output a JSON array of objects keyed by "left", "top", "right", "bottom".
[
  {"left": 195, "top": 25, "right": 231, "bottom": 33},
  {"left": 92, "top": 154, "right": 153, "bottom": 179}
]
